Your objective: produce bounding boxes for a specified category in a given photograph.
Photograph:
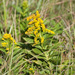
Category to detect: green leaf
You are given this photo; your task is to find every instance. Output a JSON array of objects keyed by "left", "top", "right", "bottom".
[
  {"left": 13, "top": 5, "right": 22, "bottom": 13},
  {"left": 35, "top": 45, "right": 42, "bottom": 49},
  {"left": 23, "top": 37, "right": 34, "bottom": 44},
  {"left": 0, "top": 58, "right": 3, "bottom": 65},
  {"left": 32, "top": 60, "right": 42, "bottom": 65},
  {"left": 36, "top": 56, "right": 45, "bottom": 59},
  {"left": 32, "top": 48, "right": 42, "bottom": 54},
  {"left": 0, "top": 48, "right": 6, "bottom": 53}
]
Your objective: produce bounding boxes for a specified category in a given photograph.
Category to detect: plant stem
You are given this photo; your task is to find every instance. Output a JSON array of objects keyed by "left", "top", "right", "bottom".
[{"left": 3, "top": 0, "right": 7, "bottom": 33}]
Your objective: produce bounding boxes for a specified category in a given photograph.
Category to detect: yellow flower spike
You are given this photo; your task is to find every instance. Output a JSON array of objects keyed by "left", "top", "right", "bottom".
[
  {"left": 29, "top": 16, "right": 33, "bottom": 19},
  {"left": 45, "top": 29, "right": 48, "bottom": 32},
  {"left": 32, "top": 26, "right": 35, "bottom": 29},
  {"left": 6, "top": 48, "right": 9, "bottom": 50},
  {"left": 34, "top": 30, "right": 38, "bottom": 35},
  {"left": 35, "top": 23, "right": 38, "bottom": 28},
  {"left": 38, "top": 18, "right": 43, "bottom": 23},
  {"left": 1, "top": 42, "right": 8, "bottom": 47},
  {"left": 36, "top": 14, "right": 40, "bottom": 18},
  {"left": 27, "top": 27, "right": 34, "bottom": 32},
  {"left": 26, "top": 11, "right": 55, "bottom": 45},
  {"left": 40, "top": 20, "right": 43, "bottom": 23},
  {"left": 48, "top": 30, "right": 55, "bottom": 34},
  {"left": 36, "top": 11, "right": 39, "bottom": 14},
  {"left": 34, "top": 37, "right": 37, "bottom": 43},
  {"left": 50, "top": 31, "right": 55, "bottom": 34},
  {"left": 27, "top": 15, "right": 33, "bottom": 21},
  {"left": 36, "top": 27, "right": 40, "bottom": 31},
  {"left": 36, "top": 11, "right": 40, "bottom": 17},
  {"left": 41, "top": 37, "right": 44, "bottom": 44},
  {"left": 28, "top": 21, "right": 34, "bottom": 25},
  {"left": 32, "top": 14, "right": 36, "bottom": 19},
  {"left": 41, "top": 24, "right": 46, "bottom": 32}
]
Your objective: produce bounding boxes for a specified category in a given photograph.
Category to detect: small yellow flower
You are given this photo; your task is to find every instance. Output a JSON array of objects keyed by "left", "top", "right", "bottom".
[
  {"left": 25, "top": 31, "right": 28, "bottom": 34},
  {"left": 41, "top": 37, "right": 44, "bottom": 44},
  {"left": 2, "top": 38, "right": 5, "bottom": 40},
  {"left": 34, "top": 37, "right": 39, "bottom": 44},
  {"left": 50, "top": 31, "right": 55, "bottom": 34},
  {"left": 28, "top": 21, "right": 34, "bottom": 25},
  {"left": 38, "top": 18, "right": 43, "bottom": 23},
  {"left": 36, "top": 27, "right": 40, "bottom": 30},
  {"left": 29, "top": 68, "right": 33, "bottom": 71},
  {"left": 10, "top": 37, "right": 13, "bottom": 41},
  {"left": 15, "top": 46, "right": 20, "bottom": 48},
  {"left": 27, "top": 17, "right": 30, "bottom": 21},
  {"left": 33, "top": 19, "right": 37, "bottom": 22},
  {"left": 36, "top": 11, "right": 39, "bottom": 14},
  {"left": 1, "top": 42, "right": 8, "bottom": 47},
  {"left": 13, "top": 40, "right": 17, "bottom": 44},
  {"left": 41, "top": 24, "right": 46, "bottom": 32},
  {"left": 6, "top": 48, "right": 9, "bottom": 50},
  {"left": 27, "top": 16, "right": 33, "bottom": 21},
  {"left": 36, "top": 11, "right": 40, "bottom": 18},
  {"left": 35, "top": 23, "right": 39, "bottom": 28},
  {"left": 34, "top": 30, "right": 38, "bottom": 35},
  {"left": 36, "top": 14, "right": 40, "bottom": 18},
  {"left": 32, "top": 14, "right": 36, "bottom": 19},
  {"left": 47, "top": 30, "right": 55, "bottom": 34}
]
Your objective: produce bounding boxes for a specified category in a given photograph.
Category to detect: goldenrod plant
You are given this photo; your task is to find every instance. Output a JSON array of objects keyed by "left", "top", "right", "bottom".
[
  {"left": 0, "top": 0, "right": 75, "bottom": 75},
  {"left": 24, "top": 11, "right": 61, "bottom": 74},
  {"left": 1, "top": 33, "right": 17, "bottom": 54},
  {"left": 0, "top": 33, "right": 25, "bottom": 75},
  {"left": 25, "top": 11, "right": 55, "bottom": 46}
]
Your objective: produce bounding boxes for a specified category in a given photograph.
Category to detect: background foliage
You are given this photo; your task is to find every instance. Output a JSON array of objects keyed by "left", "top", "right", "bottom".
[{"left": 0, "top": 0, "right": 75, "bottom": 75}]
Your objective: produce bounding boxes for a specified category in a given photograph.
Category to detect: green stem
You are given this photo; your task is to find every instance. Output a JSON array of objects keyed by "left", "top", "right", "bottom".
[
  {"left": 8, "top": 41, "right": 13, "bottom": 75},
  {"left": 3, "top": 0, "right": 7, "bottom": 32}
]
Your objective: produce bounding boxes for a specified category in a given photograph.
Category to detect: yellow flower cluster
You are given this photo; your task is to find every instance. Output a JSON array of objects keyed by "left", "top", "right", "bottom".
[
  {"left": 1, "top": 33, "right": 17, "bottom": 54},
  {"left": 1, "top": 42, "right": 8, "bottom": 47},
  {"left": 1, "top": 42, "right": 9, "bottom": 53},
  {"left": 25, "top": 11, "right": 55, "bottom": 45},
  {"left": 3, "top": 33, "right": 11, "bottom": 39},
  {"left": 2, "top": 33, "right": 17, "bottom": 44}
]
